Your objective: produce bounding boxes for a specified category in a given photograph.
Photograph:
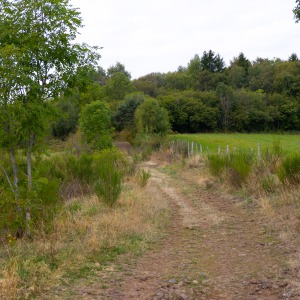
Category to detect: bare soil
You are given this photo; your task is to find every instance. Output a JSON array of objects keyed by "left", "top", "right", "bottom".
[{"left": 52, "top": 158, "right": 298, "bottom": 299}]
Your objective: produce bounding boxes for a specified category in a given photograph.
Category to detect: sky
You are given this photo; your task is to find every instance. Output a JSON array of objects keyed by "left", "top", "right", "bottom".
[{"left": 70, "top": 0, "right": 300, "bottom": 79}]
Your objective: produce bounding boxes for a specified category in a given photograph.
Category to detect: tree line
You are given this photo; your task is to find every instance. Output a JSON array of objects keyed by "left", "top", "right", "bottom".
[{"left": 52, "top": 51, "right": 300, "bottom": 141}]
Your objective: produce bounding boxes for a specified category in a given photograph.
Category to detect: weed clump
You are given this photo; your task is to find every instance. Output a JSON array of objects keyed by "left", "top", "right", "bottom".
[
  {"left": 278, "top": 153, "right": 300, "bottom": 184},
  {"left": 137, "top": 169, "right": 151, "bottom": 187},
  {"left": 208, "top": 154, "right": 227, "bottom": 176},
  {"left": 227, "top": 152, "right": 253, "bottom": 187},
  {"left": 94, "top": 149, "right": 125, "bottom": 207},
  {"left": 208, "top": 151, "right": 253, "bottom": 187}
]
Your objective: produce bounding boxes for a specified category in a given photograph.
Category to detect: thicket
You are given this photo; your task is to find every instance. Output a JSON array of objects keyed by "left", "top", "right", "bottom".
[
  {"left": 51, "top": 52, "right": 300, "bottom": 143},
  {"left": 0, "top": 149, "right": 128, "bottom": 236},
  {"left": 206, "top": 143, "right": 300, "bottom": 191}
]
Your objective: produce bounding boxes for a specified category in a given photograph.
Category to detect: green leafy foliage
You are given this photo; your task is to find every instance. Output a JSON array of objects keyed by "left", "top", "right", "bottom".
[
  {"left": 105, "top": 72, "right": 134, "bottom": 101},
  {"left": 93, "top": 149, "right": 126, "bottom": 207},
  {"left": 294, "top": 0, "right": 300, "bottom": 22},
  {"left": 208, "top": 151, "right": 253, "bottom": 187},
  {"left": 135, "top": 98, "right": 170, "bottom": 136},
  {"left": 208, "top": 155, "right": 227, "bottom": 176},
  {"left": 278, "top": 154, "right": 300, "bottom": 184},
  {"left": 79, "top": 101, "right": 112, "bottom": 150},
  {"left": 228, "top": 152, "right": 253, "bottom": 187},
  {"left": 0, "top": 0, "right": 100, "bottom": 237},
  {"left": 113, "top": 92, "right": 146, "bottom": 131}
]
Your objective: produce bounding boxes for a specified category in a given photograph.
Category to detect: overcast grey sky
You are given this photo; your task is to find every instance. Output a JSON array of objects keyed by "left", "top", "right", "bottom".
[{"left": 71, "top": 0, "right": 299, "bottom": 79}]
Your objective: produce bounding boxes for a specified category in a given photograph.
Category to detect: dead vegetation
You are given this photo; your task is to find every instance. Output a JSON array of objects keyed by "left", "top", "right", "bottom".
[{"left": 0, "top": 177, "right": 169, "bottom": 299}]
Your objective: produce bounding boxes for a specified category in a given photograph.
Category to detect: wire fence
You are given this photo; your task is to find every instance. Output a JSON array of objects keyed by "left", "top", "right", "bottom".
[{"left": 168, "top": 139, "right": 282, "bottom": 161}]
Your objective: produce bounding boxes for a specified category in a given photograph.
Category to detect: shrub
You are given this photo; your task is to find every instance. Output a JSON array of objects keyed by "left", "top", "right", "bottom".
[
  {"left": 93, "top": 149, "right": 126, "bottom": 207},
  {"left": 65, "top": 153, "right": 94, "bottom": 184},
  {"left": 208, "top": 154, "right": 227, "bottom": 176},
  {"left": 227, "top": 152, "right": 253, "bottom": 187},
  {"left": 207, "top": 151, "right": 253, "bottom": 187},
  {"left": 79, "top": 101, "right": 112, "bottom": 150},
  {"left": 278, "top": 153, "right": 300, "bottom": 184},
  {"left": 135, "top": 98, "right": 170, "bottom": 136}
]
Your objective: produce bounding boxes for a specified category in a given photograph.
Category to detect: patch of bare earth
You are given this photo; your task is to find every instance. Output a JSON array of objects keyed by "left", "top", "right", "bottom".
[{"left": 57, "top": 159, "right": 296, "bottom": 299}]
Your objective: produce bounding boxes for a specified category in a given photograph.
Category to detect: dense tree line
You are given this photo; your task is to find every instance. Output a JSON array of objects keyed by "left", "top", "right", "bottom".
[{"left": 52, "top": 50, "right": 300, "bottom": 139}]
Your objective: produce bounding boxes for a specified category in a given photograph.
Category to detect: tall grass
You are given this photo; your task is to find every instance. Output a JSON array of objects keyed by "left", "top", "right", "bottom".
[
  {"left": 0, "top": 148, "right": 129, "bottom": 239},
  {"left": 208, "top": 151, "right": 253, "bottom": 187},
  {"left": 208, "top": 154, "right": 227, "bottom": 176},
  {"left": 0, "top": 178, "right": 169, "bottom": 299},
  {"left": 94, "top": 150, "right": 124, "bottom": 207},
  {"left": 277, "top": 153, "right": 300, "bottom": 184},
  {"left": 137, "top": 169, "right": 151, "bottom": 187}
]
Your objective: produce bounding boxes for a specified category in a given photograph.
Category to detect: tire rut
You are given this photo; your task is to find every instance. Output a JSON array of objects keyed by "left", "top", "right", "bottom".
[{"left": 102, "top": 166, "right": 291, "bottom": 300}]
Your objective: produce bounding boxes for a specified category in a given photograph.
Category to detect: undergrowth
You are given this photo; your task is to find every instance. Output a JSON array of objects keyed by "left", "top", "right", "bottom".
[{"left": 0, "top": 165, "right": 169, "bottom": 299}]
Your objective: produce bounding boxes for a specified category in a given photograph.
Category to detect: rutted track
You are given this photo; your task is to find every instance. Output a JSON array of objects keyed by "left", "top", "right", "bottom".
[{"left": 103, "top": 164, "right": 291, "bottom": 300}]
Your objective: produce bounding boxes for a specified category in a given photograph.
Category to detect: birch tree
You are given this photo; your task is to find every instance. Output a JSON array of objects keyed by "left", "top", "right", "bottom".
[{"left": 0, "top": 0, "right": 100, "bottom": 237}]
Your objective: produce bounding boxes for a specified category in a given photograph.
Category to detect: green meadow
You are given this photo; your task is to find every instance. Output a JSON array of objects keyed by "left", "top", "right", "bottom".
[{"left": 169, "top": 133, "right": 300, "bottom": 155}]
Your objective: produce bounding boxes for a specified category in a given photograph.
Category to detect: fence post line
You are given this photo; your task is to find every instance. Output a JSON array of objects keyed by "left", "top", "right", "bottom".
[
  {"left": 226, "top": 145, "right": 229, "bottom": 156},
  {"left": 257, "top": 143, "right": 261, "bottom": 161}
]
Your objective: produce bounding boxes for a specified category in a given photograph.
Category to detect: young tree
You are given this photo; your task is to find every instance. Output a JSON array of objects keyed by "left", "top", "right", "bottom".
[
  {"left": 135, "top": 98, "right": 170, "bottom": 135},
  {"left": 0, "top": 0, "right": 99, "bottom": 237},
  {"left": 79, "top": 101, "right": 112, "bottom": 150}
]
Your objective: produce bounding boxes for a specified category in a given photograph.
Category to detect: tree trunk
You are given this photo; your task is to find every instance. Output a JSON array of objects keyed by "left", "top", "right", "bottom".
[
  {"left": 25, "top": 131, "right": 35, "bottom": 238},
  {"left": 9, "top": 148, "right": 24, "bottom": 238}
]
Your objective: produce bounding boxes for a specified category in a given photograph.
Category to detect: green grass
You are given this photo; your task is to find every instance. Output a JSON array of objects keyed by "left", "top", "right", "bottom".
[{"left": 170, "top": 133, "right": 300, "bottom": 155}]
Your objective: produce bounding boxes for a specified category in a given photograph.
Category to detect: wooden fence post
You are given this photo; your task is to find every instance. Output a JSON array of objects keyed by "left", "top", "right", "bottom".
[
  {"left": 191, "top": 141, "right": 194, "bottom": 157},
  {"left": 200, "top": 144, "right": 203, "bottom": 160}
]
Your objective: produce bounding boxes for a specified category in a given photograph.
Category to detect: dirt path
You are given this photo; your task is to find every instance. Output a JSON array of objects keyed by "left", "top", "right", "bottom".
[{"left": 102, "top": 164, "right": 293, "bottom": 300}]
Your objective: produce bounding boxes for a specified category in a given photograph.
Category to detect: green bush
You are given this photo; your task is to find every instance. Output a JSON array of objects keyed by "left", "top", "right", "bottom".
[
  {"left": 93, "top": 149, "right": 126, "bottom": 207},
  {"left": 65, "top": 153, "right": 94, "bottom": 184},
  {"left": 79, "top": 101, "right": 112, "bottom": 150},
  {"left": 208, "top": 151, "right": 253, "bottom": 187},
  {"left": 208, "top": 154, "right": 227, "bottom": 176},
  {"left": 278, "top": 153, "right": 300, "bottom": 184},
  {"left": 228, "top": 152, "right": 253, "bottom": 187},
  {"left": 34, "top": 156, "right": 66, "bottom": 181}
]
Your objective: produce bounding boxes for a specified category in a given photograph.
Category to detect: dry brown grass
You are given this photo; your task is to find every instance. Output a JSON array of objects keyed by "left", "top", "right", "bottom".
[
  {"left": 0, "top": 259, "right": 19, "bottom": 300},
  {"left": 0, "top": 177, "right": 169, "bottom": 299}
]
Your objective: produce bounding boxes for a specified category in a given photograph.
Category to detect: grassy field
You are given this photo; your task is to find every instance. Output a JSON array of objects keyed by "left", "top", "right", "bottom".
[{"left": 169, "top": 133, "right": 300, "bottom": 155}]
